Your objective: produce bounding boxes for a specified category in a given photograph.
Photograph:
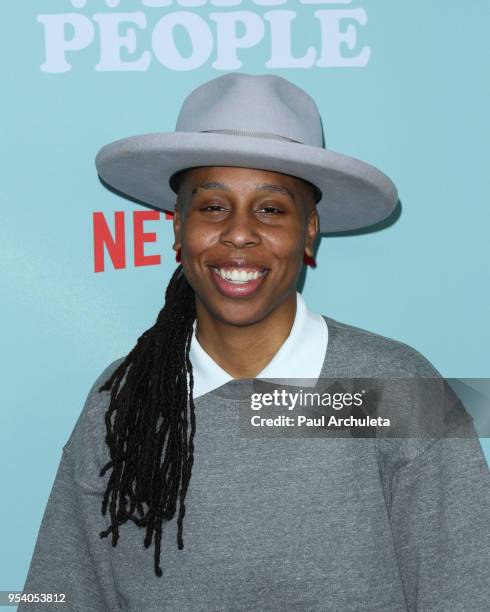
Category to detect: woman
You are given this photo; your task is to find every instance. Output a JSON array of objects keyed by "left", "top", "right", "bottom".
[{"left": 20, "top": 73, "right": 489, "bottom": 611}]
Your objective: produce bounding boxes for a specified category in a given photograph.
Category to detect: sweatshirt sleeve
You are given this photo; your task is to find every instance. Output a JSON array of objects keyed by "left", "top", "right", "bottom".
[
  {"left": 388, "top": 433, "right": 490, "bottom": 612},
  {"left": 18, "top": 359, "right": 125, "bottom": 612}
]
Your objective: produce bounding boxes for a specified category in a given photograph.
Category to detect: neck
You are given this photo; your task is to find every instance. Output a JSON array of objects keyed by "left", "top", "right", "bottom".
[{"left": 194, "top": 292, "right": 297, "bottom": 379}]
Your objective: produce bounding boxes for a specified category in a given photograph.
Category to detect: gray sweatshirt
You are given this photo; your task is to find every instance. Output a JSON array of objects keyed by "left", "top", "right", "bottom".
[{"left": 19, "top": 316, "right": 490, "bottom": 611}]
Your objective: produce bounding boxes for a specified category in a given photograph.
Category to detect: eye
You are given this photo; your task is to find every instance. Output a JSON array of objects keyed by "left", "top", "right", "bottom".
[
  {"left": 200, "top": 203, "right": 227, "bottom": 212},
  {"left": 257, "top": 205, "right": 284, "bottom": 215}
]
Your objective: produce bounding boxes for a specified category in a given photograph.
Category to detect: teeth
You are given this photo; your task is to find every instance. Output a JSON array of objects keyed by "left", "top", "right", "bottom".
[{"left": 212, "top": 267, "right": 266, "bottom": 283}]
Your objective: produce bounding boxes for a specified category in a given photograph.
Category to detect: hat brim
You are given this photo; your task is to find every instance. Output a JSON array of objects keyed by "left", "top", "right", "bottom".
[{"left": 95, "top": 131, "right": 398, "bottom": 233}]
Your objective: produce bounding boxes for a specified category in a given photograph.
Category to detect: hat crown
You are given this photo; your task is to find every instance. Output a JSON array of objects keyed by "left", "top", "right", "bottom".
[{"left": 175, "top": 73, "right": 325, "bottom": 148}]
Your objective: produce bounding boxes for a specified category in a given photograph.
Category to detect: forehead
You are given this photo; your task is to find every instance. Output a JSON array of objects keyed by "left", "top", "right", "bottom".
[{"left": 175, "top": 166, "right": 312, "bottom": 198}]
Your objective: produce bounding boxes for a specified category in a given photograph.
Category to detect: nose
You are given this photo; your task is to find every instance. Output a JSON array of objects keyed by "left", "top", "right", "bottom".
[{"left": 219, "top": 208, "right": 261, "bottom": 249}]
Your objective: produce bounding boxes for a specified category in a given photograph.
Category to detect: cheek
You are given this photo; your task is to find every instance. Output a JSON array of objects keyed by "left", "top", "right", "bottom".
[
  {"left": 266, "top": 231, "right": 304, "bottom": 265},
  {"left": 179, "top": 226, "right": 219, "bottom": 294},
  {"left": 183, "top": 225, "right": 216, "bottom": 258}
]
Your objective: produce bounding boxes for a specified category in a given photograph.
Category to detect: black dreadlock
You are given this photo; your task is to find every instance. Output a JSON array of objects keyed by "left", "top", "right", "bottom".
[{"left": 97, "top": 264, "right": 196, "bottom": 578}]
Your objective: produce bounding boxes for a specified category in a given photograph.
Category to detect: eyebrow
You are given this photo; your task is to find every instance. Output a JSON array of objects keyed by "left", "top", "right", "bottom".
[
  {"left": 191, "top": 182, "right": 230, "bottom": 196},
  {"left": 191, "top": 181, "right": 294, "bottom": 201},
  {"left": 255, "top": 183, "right": 294, "bottom": 201}
]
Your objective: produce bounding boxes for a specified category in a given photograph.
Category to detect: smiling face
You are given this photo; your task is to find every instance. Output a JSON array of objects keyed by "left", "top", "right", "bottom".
[{"left": 172, "top": 166, "right": 319, "bottom": 327}]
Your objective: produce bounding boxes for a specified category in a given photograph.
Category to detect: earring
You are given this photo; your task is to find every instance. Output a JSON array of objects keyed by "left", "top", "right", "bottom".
[
  {"left": 303, "top": 252, "right": 316, "bottom": 267},
  {"left": 175, "top": 248, "right": 181, "bottom": 263}
]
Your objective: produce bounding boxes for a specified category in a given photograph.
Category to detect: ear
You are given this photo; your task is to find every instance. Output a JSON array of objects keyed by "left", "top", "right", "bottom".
[
  {"left": 172, "top": 200, "right": 182, "bottom": 253},
  {"left": 304, "top": 206, "right": 319, "bottom": 258}
]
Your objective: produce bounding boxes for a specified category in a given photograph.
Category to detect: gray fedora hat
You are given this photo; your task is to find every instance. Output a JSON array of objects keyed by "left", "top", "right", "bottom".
[{"left": 95, "top": 72, "right": 398, "bottom": 233}]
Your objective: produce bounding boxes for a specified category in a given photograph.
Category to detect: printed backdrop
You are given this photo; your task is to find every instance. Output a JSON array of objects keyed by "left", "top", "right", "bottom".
[{"left": 1, "top": 0, "right": 489, "bottom": 596}]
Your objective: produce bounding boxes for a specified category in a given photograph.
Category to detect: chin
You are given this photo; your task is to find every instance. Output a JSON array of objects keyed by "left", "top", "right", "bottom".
[
  {"left": 217, "top": 300, "right": 272, "bottom": 327},
  {"left": 198, "top": 294, "right": 274, "bottom": 328}
]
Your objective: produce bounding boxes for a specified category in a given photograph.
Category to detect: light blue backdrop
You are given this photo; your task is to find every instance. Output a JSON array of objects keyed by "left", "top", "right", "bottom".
[{"left": 1, "top": 0, "right": 489, "bottom": 599}]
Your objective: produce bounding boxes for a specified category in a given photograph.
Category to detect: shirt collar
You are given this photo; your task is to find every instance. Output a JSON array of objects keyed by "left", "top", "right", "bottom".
[{"left": 189, "top": 292, "right": 328, "bottom": 399}]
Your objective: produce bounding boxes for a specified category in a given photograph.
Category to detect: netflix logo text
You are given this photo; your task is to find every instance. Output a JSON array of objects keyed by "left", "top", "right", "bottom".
[{"left": 93, "top": 210, "right": 173, "bottom": 272}]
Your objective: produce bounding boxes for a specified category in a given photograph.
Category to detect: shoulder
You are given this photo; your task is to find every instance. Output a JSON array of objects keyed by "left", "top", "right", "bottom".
[
  {"left": 63, "top": 356, "right": 127, "bottom": 490},
  {"left": 322, "top": 317, "right": 478, "bottom": 465},
  {"left": 322, "top": 315, "right": 442, "bottom": 378}
]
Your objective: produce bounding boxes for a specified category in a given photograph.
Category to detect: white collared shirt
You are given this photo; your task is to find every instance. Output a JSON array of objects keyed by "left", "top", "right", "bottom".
[{"left": 189, "top": 292, "right": 328, "bottom": 399}]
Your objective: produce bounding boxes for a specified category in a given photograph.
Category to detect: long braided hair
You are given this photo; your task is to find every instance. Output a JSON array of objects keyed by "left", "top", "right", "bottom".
[{"left": 97, "top": 233, "right": 197, "bottom": 577}]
